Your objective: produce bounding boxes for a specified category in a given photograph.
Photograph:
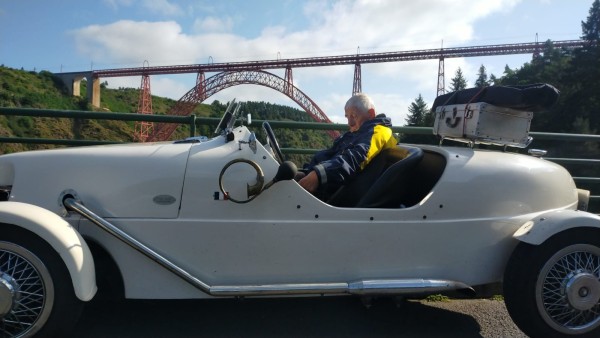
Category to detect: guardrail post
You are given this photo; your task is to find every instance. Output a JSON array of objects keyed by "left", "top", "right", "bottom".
[{"left": 189, "top": 114, "right": 196, "bottom": 138}]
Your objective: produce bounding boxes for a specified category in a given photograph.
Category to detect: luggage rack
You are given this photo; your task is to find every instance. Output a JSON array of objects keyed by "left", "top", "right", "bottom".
[{"left": 437, "top": 134, "right": 534, "bottom": 150}]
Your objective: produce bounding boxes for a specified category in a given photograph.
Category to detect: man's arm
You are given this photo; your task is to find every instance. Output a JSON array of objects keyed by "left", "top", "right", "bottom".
[{"left": 298, "top": 170, "right": 319, "bottom": 193}]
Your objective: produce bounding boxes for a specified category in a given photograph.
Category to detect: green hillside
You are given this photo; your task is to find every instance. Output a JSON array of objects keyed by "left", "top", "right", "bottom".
[{"left": 0, "top": 66, "right": 332, "bottom": 162}]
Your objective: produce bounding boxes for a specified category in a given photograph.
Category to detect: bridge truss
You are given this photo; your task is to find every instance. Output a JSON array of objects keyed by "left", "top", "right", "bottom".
[
  {"left": 94, "top": 40, "right": 586, "bottom": 78},
  {"left": 88, "top": 40, "right": 588, "bottom": 141},
  {"left": 145, "top": 70, "right": 337, "bottom": 142}
]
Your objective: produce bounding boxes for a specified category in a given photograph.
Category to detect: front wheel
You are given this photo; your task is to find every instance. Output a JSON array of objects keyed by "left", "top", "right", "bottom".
[
  {"left": 504, "top": 228, "right": 600, "bottom": 338},
  {"left": 0, "top": 227, "right": 83, "bottom": 337}
]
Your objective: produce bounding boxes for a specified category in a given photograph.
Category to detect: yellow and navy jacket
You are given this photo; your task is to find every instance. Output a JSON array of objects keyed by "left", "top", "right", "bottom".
[{"left": 305, "top": 114, "right": 397, "bottom": 189}]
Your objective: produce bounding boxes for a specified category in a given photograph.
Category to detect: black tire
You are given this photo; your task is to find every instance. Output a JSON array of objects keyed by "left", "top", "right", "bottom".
[
  {"left": 504, "top": 228, "right": 600, "bottom": 338},
  {"left": 0, "top": 226, "right": 84, "bottom": 337}
]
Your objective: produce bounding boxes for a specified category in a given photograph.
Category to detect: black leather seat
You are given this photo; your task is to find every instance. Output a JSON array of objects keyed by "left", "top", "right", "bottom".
[
  {"left": 327, "top": 146, "right": 414, "bottom": 207},
  {"left": 356, "top": 146, "right": 424, "bottom": 208}
]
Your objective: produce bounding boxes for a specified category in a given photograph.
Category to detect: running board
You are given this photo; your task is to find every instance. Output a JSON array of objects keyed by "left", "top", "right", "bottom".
[{"left": 63, "top": 196, "right": 473, "bottom": 298}]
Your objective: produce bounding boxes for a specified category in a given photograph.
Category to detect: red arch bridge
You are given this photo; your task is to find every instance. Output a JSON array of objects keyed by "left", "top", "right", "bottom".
[
  {"left": 55, "top": 39, "right": 587, "bottom": 141},
  {"left": 147, "top": 70, "right": 332, "bottom": 141}
]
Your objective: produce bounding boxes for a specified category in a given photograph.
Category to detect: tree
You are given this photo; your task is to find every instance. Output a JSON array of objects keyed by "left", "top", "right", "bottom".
[
  {"left": 561, "top": 0, "right": 600, "bottom": 138},
  {"left": 449, "top": 68, "right": 468, "bottom": 92},
  {"left": 474, "top": 65, "right": 489, "bottom": 87},
  {"left": 485, "top": 0, "right": 600, "bottom": 182},
  {"left": 581, "top": 0, "right": 600, "bottom": 41},
  {"left": 401, "top": 94, "right": 436, "bottom": 144},
  {"left": 498, "top": 41, "right": 570, "bottom": 87},
  {"left": 404, "top": 94, "right": 429, "bottom": 126}
]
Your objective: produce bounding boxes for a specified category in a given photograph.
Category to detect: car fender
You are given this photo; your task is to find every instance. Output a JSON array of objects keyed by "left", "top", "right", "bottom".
[
  {"left": 513, "top": 209, "right": 600, "bottom": 245},
  {"left": 0, "top": 201, "right": 97, "bottom": 301}
]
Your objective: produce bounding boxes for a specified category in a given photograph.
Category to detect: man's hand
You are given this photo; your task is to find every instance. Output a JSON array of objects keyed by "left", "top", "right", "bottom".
[{"left": 298, "top": 170, "right": 319, "bottom": 193}]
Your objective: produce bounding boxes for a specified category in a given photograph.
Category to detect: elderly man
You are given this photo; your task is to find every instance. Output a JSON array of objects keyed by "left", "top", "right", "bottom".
[{"left": 298, "top": 93, "right": 397, "bottom": 197}]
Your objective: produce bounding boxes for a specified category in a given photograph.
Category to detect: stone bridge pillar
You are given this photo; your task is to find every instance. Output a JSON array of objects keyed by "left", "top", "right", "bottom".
[{"left": 55, "top": 71, "right": 101, "bottom": 108}]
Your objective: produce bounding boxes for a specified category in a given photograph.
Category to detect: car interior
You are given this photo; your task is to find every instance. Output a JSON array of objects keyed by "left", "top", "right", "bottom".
[{"left": 327, "top": 145, "right": 446, "bottom": 208}]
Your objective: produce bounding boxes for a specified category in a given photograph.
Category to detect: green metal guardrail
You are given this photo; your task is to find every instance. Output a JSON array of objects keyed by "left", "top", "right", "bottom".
[
  {"left": 6, "top": 107, "right": 597, "bottom": 144},
  {"left": 0, "top": 107, "right": 198, "bottom": 145},
  {"left": 1, "top": 107, "right": 598, "bottom": 209}
]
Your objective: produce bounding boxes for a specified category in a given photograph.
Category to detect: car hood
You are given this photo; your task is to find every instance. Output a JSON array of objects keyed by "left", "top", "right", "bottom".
[{"left": 0, "top": 142, "right": 192, "bottom": 218}]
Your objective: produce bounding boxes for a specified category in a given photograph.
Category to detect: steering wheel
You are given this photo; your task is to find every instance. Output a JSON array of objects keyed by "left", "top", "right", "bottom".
[{"left": 262, "top": 121, "right": 285, "bottom": 164}]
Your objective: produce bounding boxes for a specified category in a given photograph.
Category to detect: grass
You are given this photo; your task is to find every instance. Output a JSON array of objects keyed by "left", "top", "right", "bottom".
[
  {"left": 424, "top": 294, "right": 450, "bottom": 302},
  {"left": 490, "top": 294, "right": 504, "bottom": 301}
]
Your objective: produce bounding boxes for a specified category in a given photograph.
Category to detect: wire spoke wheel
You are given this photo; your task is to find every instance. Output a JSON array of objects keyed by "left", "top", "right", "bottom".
[
  {"left": 0, "top": 241, "right": 54, "bottom": 338},
  {"left": 536, "top": 244, "right": 600, "bottom": 335}
]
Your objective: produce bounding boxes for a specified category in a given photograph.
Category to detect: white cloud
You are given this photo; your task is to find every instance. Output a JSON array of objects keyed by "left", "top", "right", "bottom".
[
  {"left": 72, "top": 21, "right": 199, "bottom": 65},
  {"left": 75, "top": 0, "right": 522, "bottom": 64},
  {"left": 192, "top": 16, "right": 234, "bottom": 33},
  {"left": 72, "top": 0, "right": 524, "bottom": 124},
  {"left": 102, "top": 0, "right": 134, "bottom": 10},
  {"left": 141, "top": 0, "right": 183, "bottom": 16}
]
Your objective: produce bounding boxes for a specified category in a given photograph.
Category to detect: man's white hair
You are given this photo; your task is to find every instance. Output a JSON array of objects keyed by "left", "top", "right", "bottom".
[{"left": 345, "top": 93, "right": 375, "bottom": 115}]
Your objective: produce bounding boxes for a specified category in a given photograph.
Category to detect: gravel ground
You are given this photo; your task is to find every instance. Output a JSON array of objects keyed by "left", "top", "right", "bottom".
[
  {"left": 72, "top": 296, "right": 528, "bottom": 337},
  {"left": 420, "top": 298, "right": 527, "bottom": 338}
]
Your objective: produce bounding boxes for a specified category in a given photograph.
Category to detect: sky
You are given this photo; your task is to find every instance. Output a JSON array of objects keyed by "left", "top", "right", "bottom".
[{"left": 0, "top": 0, "right": 595, "bottom": 126}]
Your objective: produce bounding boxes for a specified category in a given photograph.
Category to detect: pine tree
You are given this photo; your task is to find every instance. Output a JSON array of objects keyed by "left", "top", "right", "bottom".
[
  {"left": 582, "top": 0, "right": 600, "bottom": 41},
  {"left": 563, "top": 0, "right": 600, "bottom": 136},
  {"left": 474, "top": 65, "right": 488, "bottom": 88},
  {"left": 405, "top": 94, "right": 428, "bottom": 126},
  {"left": 401, "top": 94, "right": 436, "bottom": 144},
  {"left": 449, "top": 68, "right": 468, "bottom": 92}
]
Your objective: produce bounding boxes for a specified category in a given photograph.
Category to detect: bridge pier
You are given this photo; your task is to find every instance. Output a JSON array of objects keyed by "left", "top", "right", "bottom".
[{"left": 55, "top": 71, "right": 101, "bottom": 108}]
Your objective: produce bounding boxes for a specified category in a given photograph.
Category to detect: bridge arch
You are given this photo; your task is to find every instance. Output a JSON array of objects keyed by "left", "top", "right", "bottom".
[{"left": 146, "top": 70, "right": 336, "bottom": 142}]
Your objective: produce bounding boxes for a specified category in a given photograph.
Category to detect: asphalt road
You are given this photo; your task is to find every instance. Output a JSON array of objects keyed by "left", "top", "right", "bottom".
[{"left": 71, "top": 297, "right": 528, "bottom": 337}]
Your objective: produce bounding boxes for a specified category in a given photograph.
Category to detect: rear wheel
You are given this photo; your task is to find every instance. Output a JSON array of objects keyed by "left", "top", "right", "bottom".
[
  {"left": 0, "top": 227, "right": 83, "bottom": 337},
  {"left": 504, "top": 228, "right": 600, "bottom": 338}
]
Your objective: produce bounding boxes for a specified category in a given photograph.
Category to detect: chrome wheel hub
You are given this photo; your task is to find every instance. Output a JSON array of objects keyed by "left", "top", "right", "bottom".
[
  {"left": 565, "top": 271, "right": 600, "bottom": 311},
  {"left": 537, "top": 244, "right": 600, "bottom": 334},
  {"left": 0, "top": 271, "right": 18, "bottom": 317}
]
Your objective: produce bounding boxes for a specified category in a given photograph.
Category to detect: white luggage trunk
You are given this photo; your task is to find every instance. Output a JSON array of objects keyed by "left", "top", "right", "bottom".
[{"left": 433, "top": 102, "right": 533, "bottom": 148}]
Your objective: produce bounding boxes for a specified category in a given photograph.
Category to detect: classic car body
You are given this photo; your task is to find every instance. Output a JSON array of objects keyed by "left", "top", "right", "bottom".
[{"left": 1, "top": 103, "right": 599, "bottom": 338}]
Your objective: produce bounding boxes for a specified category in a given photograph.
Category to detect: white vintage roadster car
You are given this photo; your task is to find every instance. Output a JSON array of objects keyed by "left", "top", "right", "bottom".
[{"left": 0, "top": 100, "right": 599, "bottom": 338}]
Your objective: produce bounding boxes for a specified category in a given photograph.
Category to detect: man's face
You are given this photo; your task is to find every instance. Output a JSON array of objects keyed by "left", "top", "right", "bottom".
[{"left": 345, "top": 108, "right": 371, "bottom": 132}]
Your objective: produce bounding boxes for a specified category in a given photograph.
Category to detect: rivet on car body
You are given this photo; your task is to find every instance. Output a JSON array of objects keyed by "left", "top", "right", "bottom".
[
  {"left": 370, "top": 217, "right": 374, "bottom": 221},
  {"left": 314, "top": 214, "right": 319, "bottom": 219}
]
